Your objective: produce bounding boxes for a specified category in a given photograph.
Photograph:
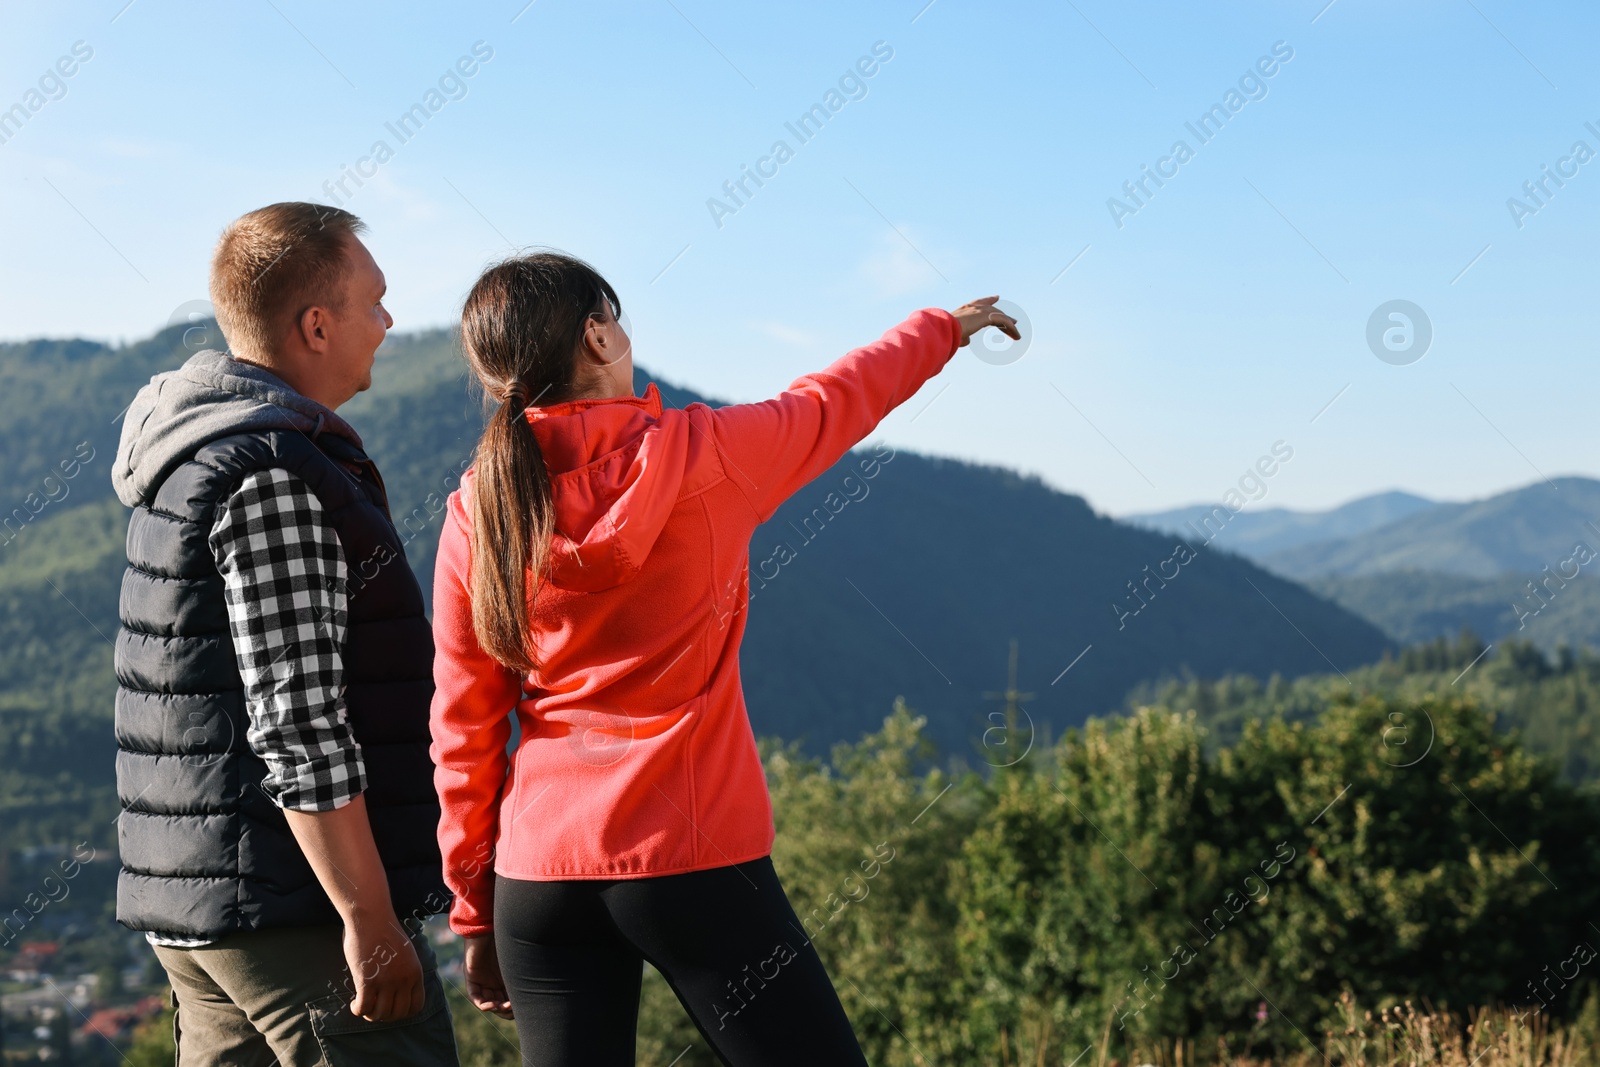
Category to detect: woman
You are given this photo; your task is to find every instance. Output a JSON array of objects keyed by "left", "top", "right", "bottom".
[{"left": 428, "top": 250, "right": 1018, "bottom": 1065}]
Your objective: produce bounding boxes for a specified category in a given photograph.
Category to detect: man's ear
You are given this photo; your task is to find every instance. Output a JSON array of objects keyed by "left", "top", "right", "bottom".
[{"left": 298, "top": 304, "right": 332, "bottom": 354}]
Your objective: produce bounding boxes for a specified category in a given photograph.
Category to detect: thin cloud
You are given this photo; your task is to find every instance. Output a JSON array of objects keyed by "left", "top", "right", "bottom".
[
  {"left": 749, "top": 321, "right": 816, "bottom": 347},
  {"left": 853, "top": 226, "right": 951, "bottom": 300}
]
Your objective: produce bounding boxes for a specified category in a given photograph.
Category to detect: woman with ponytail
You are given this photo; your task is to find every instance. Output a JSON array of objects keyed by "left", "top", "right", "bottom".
[{"left": 428, "top": 250, "right": 1018, "bottom": 1065}]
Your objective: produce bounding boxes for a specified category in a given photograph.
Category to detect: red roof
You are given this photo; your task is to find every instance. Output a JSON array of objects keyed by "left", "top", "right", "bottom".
[{"left": 77, "top": 996, "right": 166, "bottom": 1039}]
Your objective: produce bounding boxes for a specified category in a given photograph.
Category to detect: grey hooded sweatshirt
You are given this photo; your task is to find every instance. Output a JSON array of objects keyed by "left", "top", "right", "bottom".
[{"left": 113, "top": 349, "right": 363, "bottom": 509}]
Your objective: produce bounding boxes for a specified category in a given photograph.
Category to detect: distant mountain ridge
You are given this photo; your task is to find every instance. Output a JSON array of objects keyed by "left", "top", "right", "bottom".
[
  {"left": 1262, "top": 477, "right": 1600, "bottom": 581},
  {"left": 1126, "top": 490, "right": 1438, "bottom": 558},
  {"left": 1132, "top": 477, "right": 1600, "bottom": 653}
]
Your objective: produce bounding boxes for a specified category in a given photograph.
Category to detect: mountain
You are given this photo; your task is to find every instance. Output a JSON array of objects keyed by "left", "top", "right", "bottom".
[
  {"left": 1305, "top": 569, "right": 1600, "bottom": 650},
  {"left": 1262, "top": 477, "right": 1600, "bottom": 581},
  {"left": 736, "top": 449, "right": 1392, "bottom": 758},
  {"left": 1125, "top": 490, "right": 1438, "bottom": 558},
  {"left": 1210, "top": 477, "right": 1600, "bottom": 653},
  {"left": 1130, "top": 480, "right": 1600, "bottom": 654},
  {"left": 0, "top": 322, "right": 1393, "bottom": 843}
]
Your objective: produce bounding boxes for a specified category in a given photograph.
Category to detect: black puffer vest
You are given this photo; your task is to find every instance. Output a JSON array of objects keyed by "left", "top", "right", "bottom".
[{"left": 114, "top": 425, "right": 447, "bottom": 937}]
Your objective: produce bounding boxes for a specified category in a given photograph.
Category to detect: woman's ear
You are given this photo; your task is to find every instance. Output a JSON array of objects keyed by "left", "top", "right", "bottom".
[
  {"left": 583, "top": 314, "right": 629, "bottom": 369},
  {"left": 580, "top": 314, "right": 607, "bottom": 364}
]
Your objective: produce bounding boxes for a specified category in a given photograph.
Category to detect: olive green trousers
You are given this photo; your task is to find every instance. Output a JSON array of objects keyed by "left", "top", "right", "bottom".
[{"left": 150, "top": 920, "right": 460, "bottom": 1067}]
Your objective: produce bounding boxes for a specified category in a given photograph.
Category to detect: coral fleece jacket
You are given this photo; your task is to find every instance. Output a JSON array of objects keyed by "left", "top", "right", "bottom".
[{"left": 429, "top": 307, "right": 963, "bottom": 936}]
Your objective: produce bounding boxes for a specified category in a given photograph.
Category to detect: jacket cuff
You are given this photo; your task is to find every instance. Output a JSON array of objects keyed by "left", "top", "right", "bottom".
[
  {"left": 451, "top": 919, "right": 494, "bottom": 938},
  {"left": 450, "top": 899, "right": 493, "bottom": 938},
  {"left": 926, "top": 307, "right": 963, "bottom": 356}
]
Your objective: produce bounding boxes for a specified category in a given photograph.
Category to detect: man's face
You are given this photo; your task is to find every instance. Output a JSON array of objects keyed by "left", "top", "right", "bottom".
[{"left": 326, "top": 234, "right": 391, "bottom": 402}]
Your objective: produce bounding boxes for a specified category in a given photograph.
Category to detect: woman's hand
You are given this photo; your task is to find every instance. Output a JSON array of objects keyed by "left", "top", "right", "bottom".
[
  {"left": 950, "top": 296, "right": 1021, "bottom": 347},
  {"left": 464, "top": 934, "right": 515, "bottom": 1019}
]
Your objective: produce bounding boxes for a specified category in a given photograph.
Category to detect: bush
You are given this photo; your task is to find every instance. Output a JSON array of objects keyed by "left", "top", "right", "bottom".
[
  {"left": 731, "top": 693, "right": 1600, "bottom": 1064},
  {"left": 122, "top": 1000, "right": 175, "bottom": 1067}
]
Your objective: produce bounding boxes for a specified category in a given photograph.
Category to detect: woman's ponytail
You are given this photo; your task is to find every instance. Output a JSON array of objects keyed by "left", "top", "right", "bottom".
[
  {"left": 467, "top": 383, "right": 555, "bottom": 674},
  {"left": 459, "top": 253, "right": 621, "bottom": 674}
]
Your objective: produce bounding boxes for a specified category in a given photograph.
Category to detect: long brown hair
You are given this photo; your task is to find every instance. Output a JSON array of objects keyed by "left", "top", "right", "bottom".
[{"left": 458, "top": 252, "right": 622, "bottom": 673}]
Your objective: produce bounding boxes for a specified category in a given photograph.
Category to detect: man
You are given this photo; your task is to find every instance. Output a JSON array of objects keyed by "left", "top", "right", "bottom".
[{"left": 111, "top": 202, "right": 459, "bottom": 1065}]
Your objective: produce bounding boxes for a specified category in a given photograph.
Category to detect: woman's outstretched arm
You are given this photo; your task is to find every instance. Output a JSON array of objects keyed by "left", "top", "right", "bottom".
[{"left": 705, "top": 298, "right": 1017, "bottom": 524}]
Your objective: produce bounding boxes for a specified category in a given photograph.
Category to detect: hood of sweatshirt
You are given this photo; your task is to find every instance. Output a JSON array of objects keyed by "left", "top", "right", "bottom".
[
  {"left": 112, "top": 349, "right": 364, "bottom": 509},
  {"left": 466, "top": 381, "right": 690, "bottom": 594}
]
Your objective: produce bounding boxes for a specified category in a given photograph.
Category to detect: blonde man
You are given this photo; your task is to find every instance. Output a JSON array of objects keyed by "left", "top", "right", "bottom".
[{"left": 111, "top": 203, "right": 458, "bottom": 1065}]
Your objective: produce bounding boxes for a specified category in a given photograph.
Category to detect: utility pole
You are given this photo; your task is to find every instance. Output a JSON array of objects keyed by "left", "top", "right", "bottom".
[{"left": 981, "top": 638, "right": 1036, "bottom": 767}]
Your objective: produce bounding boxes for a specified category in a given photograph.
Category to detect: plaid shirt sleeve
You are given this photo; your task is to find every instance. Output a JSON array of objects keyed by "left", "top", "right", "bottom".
[{"left": 208, "top": 467, "right": 367, "bottom": 812}]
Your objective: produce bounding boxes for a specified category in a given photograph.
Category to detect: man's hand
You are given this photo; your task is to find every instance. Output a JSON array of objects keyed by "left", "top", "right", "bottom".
[
  {"left": 283, "top": 794, "right": 427, "bottom": 1022},
  {"left": 951, "top": 295, "right": 1021, "bottom": 348},
  {"left": 464, "top": 934, "right": 514, "bottom": 1019},
  {"left": 345, "top": 909, "right": 427, "bottom": 1022}
]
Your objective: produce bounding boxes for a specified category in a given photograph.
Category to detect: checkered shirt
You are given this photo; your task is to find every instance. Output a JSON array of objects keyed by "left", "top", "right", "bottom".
[{"left": 207, "top": 466, "right": 367, "bottom": 814}]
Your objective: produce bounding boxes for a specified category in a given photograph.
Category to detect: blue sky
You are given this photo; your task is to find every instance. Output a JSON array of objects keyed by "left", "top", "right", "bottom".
[{"left": 3, "top": 0, "right": 1597, "bottom": 517}]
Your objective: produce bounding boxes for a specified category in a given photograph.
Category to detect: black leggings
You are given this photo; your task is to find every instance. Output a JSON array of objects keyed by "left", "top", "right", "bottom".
[{"left": 492, "top": 856, "right": 869, "bottom": 1066}]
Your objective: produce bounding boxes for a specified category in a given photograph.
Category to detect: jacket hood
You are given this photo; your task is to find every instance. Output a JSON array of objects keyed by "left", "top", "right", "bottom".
[
  {"left": 112, "top": 349, "right": 364, "bottom": 508},
  {"left": 463, "top": 381, "right": 689, "bottom": 593}
]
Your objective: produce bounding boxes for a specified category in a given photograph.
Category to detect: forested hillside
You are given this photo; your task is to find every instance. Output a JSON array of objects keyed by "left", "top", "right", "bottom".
[{"left": 1127, "top": 629, "right": 1600, "bottom": 785}]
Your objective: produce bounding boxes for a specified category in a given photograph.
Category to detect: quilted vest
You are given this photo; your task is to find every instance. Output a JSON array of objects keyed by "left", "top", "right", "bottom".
[{"left": 113, "top": 425, "right": 447, "bottom": 937}]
